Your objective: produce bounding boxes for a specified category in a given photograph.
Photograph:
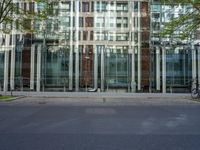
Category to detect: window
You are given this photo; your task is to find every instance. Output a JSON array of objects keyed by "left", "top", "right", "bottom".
[
  {"left": 79, "top": 17, "right": 83, "bottom": 27},
  {"left": 134, "top": 17, "right": 139, "bottom": 27},
  {"left": 116, "top": 33, "right": 129, "bottom": 41},
  {"left": 73, "top": 31, "right": 81, "bottom": 41},
  {"left": 34, "top": 20, "right": 40, "bottom": 30},
  {"left": 95, "top": 17, "right": 104, "bottom": 27},
  {"left": 23, "top": 19, "right": 31, "bottom": 30},
  {"left": 123, "top": 17, "right": 128, "bottom": 28},
  {"left": 94, "top": 32, "right": 104, "bottom": 40},
  {"left": 152, "top": 22, "right": 160, "bottom": 30},
  {"left": 90, "top": 31, "right": 93, "bottom": 40},
  {"left": 96, "top": 2, "right": 101, "bottom": 12},
  {"left": 16, "top": 20, "right": 19, "bottom": 30},
  {"left": 24, "top": 3, "right": 27, "bottom": 12},
  {"left": 116, "top": 17, "right": 128, "bottom": 28},
  {"left": 116, "top": 2, "right": 128, "bottom": 12},
  {"left": 134, "top": 32, "right": 138, "bottom": 43},
  {"left": 85, "top": 17, "right": 94, "bottom": 27},
  {"left": 134, "top": 2, "right": 138, "bottom": 12},
  {"left": 153, "top": 13, "right": 160, "bottom": 21},
  {"left": 102, "top": 2, "right": 108, "bottom": 12},
  {"left": 117, "top": 17, "right": 122, "bottom": 28},
  {"left": 60, "top": 17, "right": 70, "bottom": 27},
  {"left": 73, "top": 1, "right": 81, "bottom": 12},
  {"left": 46, "top": 20, "right": 52, "bottom": 31},
  {"left": 110, "top": 2, "right": 115, "bottom": 11},
  {"left": 29, "top": 2, "right": 34, "bottom": 13},
  {"left": 108, "top": 32, "right": 114, "bottom": 41},
  {"left": 66, "top": 32, "right": 70, "bottom": 40},
  {"left": 72, "top": 17, "right": 83, "bottom": 27},
  {"left": 83, "top": 31, "right": 88, "bottom": 40},
  {"left": 16, "top": 3, "right": 20, "bottom": 14},
  {"left": 109, "top": 17, "right": 115, "bottom": 27},
  {"left": 82, "top": 2, "right": 89, "bottom": 12},
  {"left": 94, "top": 32, "right": 100, "bottom": 40},
  {"left": 60, "top": 2, "right": 70, "bottom": 11},
  {"left": 152, "top": 4, "right": 160, "bottom": 12},
  {"left": 47, "top": 3, "right": 54, "bottom": 16},
  {"left": 91, "top": 2, "right": 94, "bottom": 12}
]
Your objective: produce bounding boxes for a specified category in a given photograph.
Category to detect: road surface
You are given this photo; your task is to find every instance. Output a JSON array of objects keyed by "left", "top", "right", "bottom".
[{"left": 0, "top": 97, "right": 200, "bottom": 150}]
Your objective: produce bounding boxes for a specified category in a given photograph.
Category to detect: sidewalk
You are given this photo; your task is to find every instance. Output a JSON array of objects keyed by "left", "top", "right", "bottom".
[
  {"left": 0, "top": 91, "right": 191, "bottom": 99},
  {"left": 1, "top": 91, "right": 199, "bottom": 106}
]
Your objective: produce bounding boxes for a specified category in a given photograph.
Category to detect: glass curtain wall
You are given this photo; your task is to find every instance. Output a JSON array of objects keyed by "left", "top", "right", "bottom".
[
  {"left": 165, "top": 48, "right": 192, "bottom": 93},
  {"left": 32, "top": 0, "right": 148, "bottom": 92},
  {"left": 14, "top": 34, "right": 23, "bottom": 90},
  {"left": 105, "top": 46, "right": 131, "bottom": 91},
  {"left": 36, "top": 1, "right": 71, "bottom": 91},
  {"left": 43, "top": 47, "right": 69, "bottom": 91},
  {"left": 94, "top": 0, "right": 133, "bottom": 92},
  {"left": 151, "top": 0, "right": 193, "bottom": 93}
]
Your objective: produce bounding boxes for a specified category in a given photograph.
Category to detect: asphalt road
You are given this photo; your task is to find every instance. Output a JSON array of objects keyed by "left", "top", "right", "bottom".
[{"left": 0, "top": 98, "right": 200, "bottom": 150}]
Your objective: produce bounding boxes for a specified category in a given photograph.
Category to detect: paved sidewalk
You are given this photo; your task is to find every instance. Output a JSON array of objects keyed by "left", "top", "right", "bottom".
[
  {"left": 0, "top": 91, "right": 199, "bottom": 106},
  {"left": 0, "top": 91, "right": 191, "bottom": 99}
]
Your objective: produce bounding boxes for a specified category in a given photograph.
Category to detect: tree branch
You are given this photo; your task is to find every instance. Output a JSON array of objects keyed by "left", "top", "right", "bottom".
[
  {"left": 0, "top": 0, "right": 7, "bottom": 21},
  {"left": 188, "top": 0, "right": 200, "bottom": 13},
  {"left": 0, "top": 0, "right": 12, "bottom": 23}
]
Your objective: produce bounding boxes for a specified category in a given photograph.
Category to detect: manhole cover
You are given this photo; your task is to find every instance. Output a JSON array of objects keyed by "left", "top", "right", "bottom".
[
  {"left": 38, "top": 101, "right": 46, "bottom": 104},
  {"left": 85, "top": 108, "right": 116, "bottom": 115}
]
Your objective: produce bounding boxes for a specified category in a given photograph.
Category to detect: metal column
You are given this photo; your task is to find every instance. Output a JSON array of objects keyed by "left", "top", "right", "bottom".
[
  {"left": 129, "top": 0, "right": 136, "bottom": 92},
  {"left": 131, "top": 51, "right": 136, "bottom": 92},
  {"left": 36, "top": 45, "right": 41, "bottom": 92},
  {"left": 75, "top": 0, "right": 79, "bottom": 91},
  {"left": 198, "top": 49, "right": 200, "bottom": 85},
  {"left": 10, "top": 34, "right": 16, "bottom": 91},
  {"left": 3, "top": 35, "right": 10, "bottom": 92},
  {"left": 162, "top": 47, "right": 166, "bottom": 93},
  {"left": 69, "top": 0, "right": 73, "bottom": 91},
  {"left": 137, "top": 2, "right": 141, "bottom": 91},
  {"left": 101, "top": 47, "right": 104, "bottom": 91},
  {"left": 94, "top": 46, "right": 98, "bottom": 90},
  {"left": 192, "top": 44, "right": 196, "bottom": 82},
  {"left": 30, "top": 44, "right": 35, "bottom": 90},
  {"left": 3, "top": 50, "right": 9, "bottom": 92},
  {"left": 156, "top": 46, "right": 161, "bottom": 91}
]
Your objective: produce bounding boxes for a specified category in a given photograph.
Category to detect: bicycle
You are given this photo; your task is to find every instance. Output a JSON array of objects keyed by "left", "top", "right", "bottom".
[{"left": 191, "top": 78, "right": 200, "bottom": 99}]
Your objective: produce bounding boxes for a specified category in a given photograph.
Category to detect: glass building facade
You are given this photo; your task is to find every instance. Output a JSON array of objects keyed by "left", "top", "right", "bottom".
[
  {"left": 150, "top": 0, "right": 195, "bottom": 93},
  {"left": 0, "top": 0, "right": 198, "bottom": 93}
]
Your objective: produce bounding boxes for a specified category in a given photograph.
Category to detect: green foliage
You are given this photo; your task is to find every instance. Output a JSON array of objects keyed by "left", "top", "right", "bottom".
[
  {"left": 0, "top": 0, "right": 49, "bottom": 33},
  {"left": 160, "top": 0, "right": 200, "bottom": 39}
]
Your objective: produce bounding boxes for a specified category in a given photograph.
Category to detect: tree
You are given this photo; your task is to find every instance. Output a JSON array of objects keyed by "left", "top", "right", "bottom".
[
  {"left": 160, "top": 0, "right": 200, "bottom": 39},
  {"left": 0, "top": 0, "right": 48, "bottom": 33}
]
